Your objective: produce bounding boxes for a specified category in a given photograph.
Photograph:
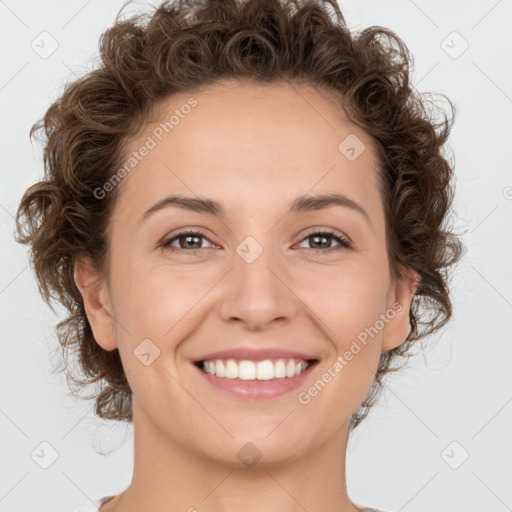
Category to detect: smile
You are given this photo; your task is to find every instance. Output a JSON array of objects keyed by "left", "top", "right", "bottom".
[
  {"left": 197, "top": 358, "right": 312, "bottom": 380},
  {"left": 193, "top": 357, "right": 319, "bottom": 399}
]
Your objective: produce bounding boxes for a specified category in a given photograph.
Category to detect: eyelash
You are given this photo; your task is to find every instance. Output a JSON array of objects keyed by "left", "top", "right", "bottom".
[{"left": 159, "top": 228, "right": 352, "bottom": 254}]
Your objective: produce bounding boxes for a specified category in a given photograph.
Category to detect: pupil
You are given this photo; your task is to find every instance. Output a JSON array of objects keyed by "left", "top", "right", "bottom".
[
  {"left": 182, "top": 234, "right": 201, "bottom": 249},
  {"left": 312, "top": 235, "right": 329, "bottom": 249}
]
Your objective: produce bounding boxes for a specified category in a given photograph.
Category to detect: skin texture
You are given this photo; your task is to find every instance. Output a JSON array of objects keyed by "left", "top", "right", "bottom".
[{"left": 75, "top": 80, "right": 418, "bottom": 512}]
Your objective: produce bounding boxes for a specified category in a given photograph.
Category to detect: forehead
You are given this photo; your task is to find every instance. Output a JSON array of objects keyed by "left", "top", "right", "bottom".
[{"left": 114, "top": 80, "right": 384, "bottom": 227}]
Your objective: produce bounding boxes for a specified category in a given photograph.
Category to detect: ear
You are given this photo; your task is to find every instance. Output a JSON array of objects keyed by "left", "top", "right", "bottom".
[
  {"left": 381, "top": 265, "right": 419, "bottom": 351},
  {"left": 74, "top": 257, "right": 118, "bottom": 351}
]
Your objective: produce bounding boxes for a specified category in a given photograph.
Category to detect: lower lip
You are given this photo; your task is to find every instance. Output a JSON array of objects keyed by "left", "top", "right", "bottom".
[{"left": 193, "top": 362, "right": 318, "bottom": 399}]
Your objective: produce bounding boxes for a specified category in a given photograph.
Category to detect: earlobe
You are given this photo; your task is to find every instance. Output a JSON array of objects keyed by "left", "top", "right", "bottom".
[
  {"left": 381, "top": 266, "right": 419, "bottom": 351},
  {"left": 74, "top": 259, "right": 118, "bottom": 351}
]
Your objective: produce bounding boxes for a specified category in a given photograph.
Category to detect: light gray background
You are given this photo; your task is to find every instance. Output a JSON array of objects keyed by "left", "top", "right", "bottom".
[{"left": 1, "top": 1, "right": 511, "bottom": 511}]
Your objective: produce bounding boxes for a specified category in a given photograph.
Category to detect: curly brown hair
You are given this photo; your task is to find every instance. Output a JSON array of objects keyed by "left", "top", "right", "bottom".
[{"left": 15, "top": 0, "right": 462, "bottom": 432}]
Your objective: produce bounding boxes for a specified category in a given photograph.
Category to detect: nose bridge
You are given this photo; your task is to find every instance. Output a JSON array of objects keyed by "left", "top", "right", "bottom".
[
  {"left": 219, "top": 232, "right": 297, "bottom": 328},
  {"left": 234, "top": 232, "right": 284, "bottom": 295},
  {"left": 235, "top": 236, "right": 282, "bottom": 293}
]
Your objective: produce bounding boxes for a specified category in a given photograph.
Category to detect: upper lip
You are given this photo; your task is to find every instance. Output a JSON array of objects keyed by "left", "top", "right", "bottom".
[{"left": 192, "top": 347, "right": 319, "bottom": 363}]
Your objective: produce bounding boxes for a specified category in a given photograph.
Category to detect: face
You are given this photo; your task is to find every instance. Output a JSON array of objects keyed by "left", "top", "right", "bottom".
[{"left": 78, "top": 79, "right": 416, "bottom": 467}]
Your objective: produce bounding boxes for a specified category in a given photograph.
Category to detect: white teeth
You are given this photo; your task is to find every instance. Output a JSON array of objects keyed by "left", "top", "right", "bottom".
[
  {"left": 274, "top": 359, "right": 286, "bottom": 378},
  {"left": 200, "top": 358, "right": 311, "bottom": 380},
  {"left": 239, "top": 360, "right": 256, "bottom": 380},
  {"left": 202, "top": 359, "right": 309, "bottom": 380},
  {"left": 286, "top": 359, "right": 296, "bottom": 377},
  {"left": 215, "top": 360, "right": 226, "bottom": 377},
  {"left": 256, "top": 360, "right": 274, "bottom": 380},
  {"left": 225, "top": 359, "right": 238, "bottom": 378}
]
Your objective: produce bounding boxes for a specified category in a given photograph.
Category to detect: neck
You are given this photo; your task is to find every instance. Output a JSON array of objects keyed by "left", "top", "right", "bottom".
[{"left": 106, "top": 400, "right": 362, "bottom": 512}]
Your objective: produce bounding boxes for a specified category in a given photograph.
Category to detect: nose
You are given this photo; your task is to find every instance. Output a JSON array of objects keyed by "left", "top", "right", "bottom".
[{"left": 218, "top": 243, "right": 298, "bottom": 331}]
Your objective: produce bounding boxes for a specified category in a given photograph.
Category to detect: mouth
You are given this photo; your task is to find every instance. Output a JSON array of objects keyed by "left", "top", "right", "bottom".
[
  {"left": 194, "top": 357, "right": 318, "bottom": 380},
  {"left": 192, "top": 357, "right": 320, "bottom": 399}
]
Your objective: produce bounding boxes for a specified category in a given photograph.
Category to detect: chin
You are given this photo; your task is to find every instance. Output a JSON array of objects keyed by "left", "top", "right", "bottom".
[{"left": 201, "top": 434, "right": 309, "bottom": 470}]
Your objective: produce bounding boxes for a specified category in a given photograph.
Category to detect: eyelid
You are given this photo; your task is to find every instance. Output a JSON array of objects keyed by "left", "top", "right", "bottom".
[
  {"left": 159, "top": 227, "right": 219, "bottom": 249},
  {"left": 299, "top": 226, "right": 352, "bottom": 246}
]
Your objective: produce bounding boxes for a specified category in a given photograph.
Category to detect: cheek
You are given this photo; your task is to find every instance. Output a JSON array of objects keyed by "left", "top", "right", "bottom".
[
  {"left": 109, "top": 258, "right": 219, "bottom": 348},
  {"left": 295, "top": 262, "right": 388, "bottom": 341},
  {"left": 297, "top": 264, "right": 388, "bottom": 401},
  {"left": 299, "top": 276, "right": 386, "bottom": 417}
]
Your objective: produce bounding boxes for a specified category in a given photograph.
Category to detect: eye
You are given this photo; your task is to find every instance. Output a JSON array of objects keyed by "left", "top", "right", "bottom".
[
  {"left": 159, "top": 228, "right": 352, "bottom": 254},
  {"left": 296, "top": 230, "right": 352, "bottom": 252},
  {"left": 159, "top": 229, "right": 215, "bottom": 252}
]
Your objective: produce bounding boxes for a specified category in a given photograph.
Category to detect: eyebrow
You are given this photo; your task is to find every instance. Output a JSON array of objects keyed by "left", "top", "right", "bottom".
[{"left": 141, "top": 193, "right": 371, "bottom": 226}]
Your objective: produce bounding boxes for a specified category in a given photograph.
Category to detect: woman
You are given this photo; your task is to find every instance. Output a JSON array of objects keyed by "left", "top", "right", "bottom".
[{"left": 15, "top": 0, "right": 462, "bottom": 510}]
